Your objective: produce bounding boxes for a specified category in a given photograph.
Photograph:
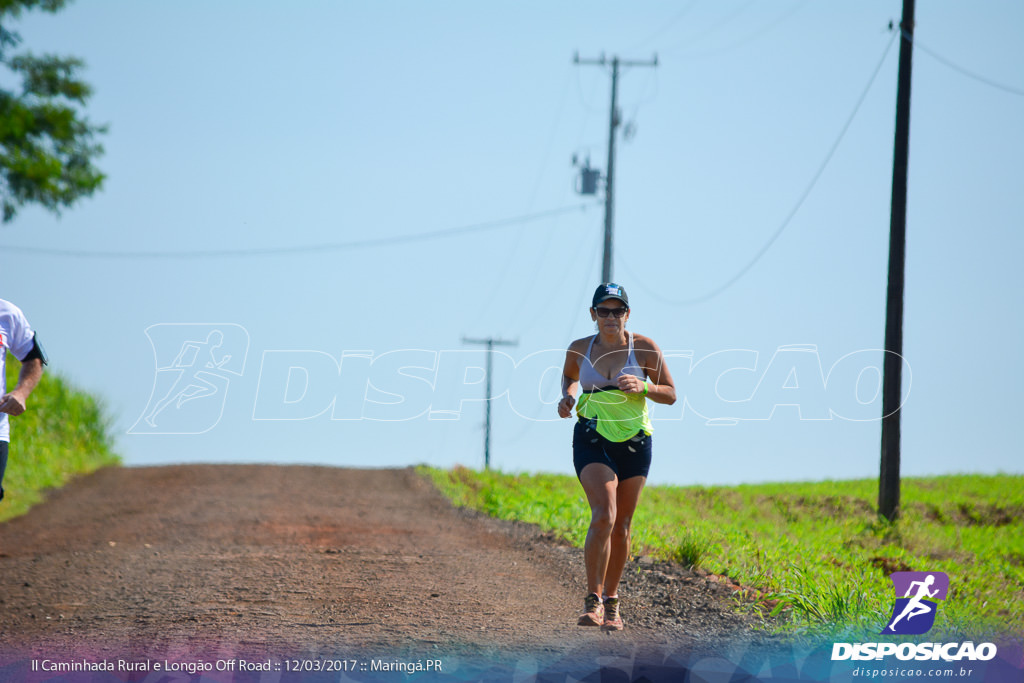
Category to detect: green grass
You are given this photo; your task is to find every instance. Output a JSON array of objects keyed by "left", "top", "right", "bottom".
[
  {"left": 1, "top": 356, "right": 120, "bottom": 522},
  {"left": 421, "top": 466, "right": 1024, "bottom": 640}
]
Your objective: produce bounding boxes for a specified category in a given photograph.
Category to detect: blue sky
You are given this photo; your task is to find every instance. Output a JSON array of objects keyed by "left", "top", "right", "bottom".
[{"left": 2, "top": 1, "right": 1022, "bottom": 486}]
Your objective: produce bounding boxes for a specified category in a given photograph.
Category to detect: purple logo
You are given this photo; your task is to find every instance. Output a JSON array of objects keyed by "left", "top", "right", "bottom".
[{"left": 882, "top": 572, "right": 949, "bottom": 635}]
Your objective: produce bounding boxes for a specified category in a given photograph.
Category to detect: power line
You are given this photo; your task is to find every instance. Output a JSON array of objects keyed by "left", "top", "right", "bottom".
[
  {"left": 500, "top": 216, "right": 591, "bottom": 341},
  {"left": 623, "top": 0, "right": 700, "bottom": 54},
  {"left": 482, "top": 63, "right": 607, "bottom": 335},
  {"left": 498, "top": 228, "right": 606, "bottom": 446},
  {"left": 623, "top": 66, "right": 660, "bottom": 124},
  {"left": 470, "top": 68, "right": 576, "bottom": 330},
  {"left": 676, "top": 0, "right": 809, "bottom": 61},
  {"left": 660, "top": 0, "right": 758, "bottom": 57},
  {"left": 904, "top": 29, "right": 1024, "bottom": 97},
  {"left": 528, "top": 69, "right": 576, "bottom": 209},
  {"left": 564, "top": 224, "right": 605, "bottom": 342},
  {"left": 623, "top": 29, "right": 900, "bottom": 307},
  {"left": 574, "top": 62, "right": 607, "bottom": 115},
  {"left": 0, "top": 203, "right": 597, "bottom": 260}
]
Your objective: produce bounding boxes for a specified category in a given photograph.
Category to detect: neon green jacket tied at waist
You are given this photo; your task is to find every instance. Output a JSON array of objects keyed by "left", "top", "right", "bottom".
[{"left": 577, "top": 389, "right": 653, "bottom": 442}]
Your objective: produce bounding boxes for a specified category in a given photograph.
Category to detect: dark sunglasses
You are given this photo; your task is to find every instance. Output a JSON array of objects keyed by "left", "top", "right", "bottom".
[{"left": 594, "top": 306, "right": 628, "bottom": 318}]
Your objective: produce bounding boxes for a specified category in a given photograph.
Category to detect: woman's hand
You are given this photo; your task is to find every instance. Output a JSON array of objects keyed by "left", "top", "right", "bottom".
[
  {"left": 557, "top": 395, "right": 576, "bottom": 418},
  {"left": 617, "top": 374, "right": 647, "bottom": 394}
]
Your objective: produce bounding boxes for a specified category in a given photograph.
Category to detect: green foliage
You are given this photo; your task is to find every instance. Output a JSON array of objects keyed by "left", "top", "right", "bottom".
[
  {"left": 0, "top": 1, "right": 69, "bottom": 18},
  {"left": 1, "top": 355, "right": 120, "bottom": 522},
  {"left": 0, "top": 0, "right": 105, "bottom": 223},
  {"left": 668, "top": 528, "right": 711, "bottom": 568},
  {"left": 421, "top": 466, "right": 1024, "bottom": 639}
]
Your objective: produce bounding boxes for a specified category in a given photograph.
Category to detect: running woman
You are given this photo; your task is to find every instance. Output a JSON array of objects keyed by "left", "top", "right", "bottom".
[
  {"left": 0, "top": 298, "right": 48, "bottom": 503},
  {"left": 886, "top": 574, "right": 940, "bottom": 632},
  {"left": 557, "top": 283, "right": 676, "bottom": 631}
]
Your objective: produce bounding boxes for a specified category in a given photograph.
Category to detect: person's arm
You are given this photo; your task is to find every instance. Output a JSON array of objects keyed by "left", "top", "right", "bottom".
[
  {"left": 617, "top": 335, "right": 676, "bottom": 405},
  {"left": 903, "top": 581, "right": 922, "bottom": 598},
  {"left": 557, "top": 340, "right": 583, "bottom": 418},
  {"left": 0, "top": 357, "right": 44, "bottom": 416}
]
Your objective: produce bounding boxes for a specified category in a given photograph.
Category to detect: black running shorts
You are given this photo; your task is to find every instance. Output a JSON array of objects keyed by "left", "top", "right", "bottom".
[{"left": 572, "top": 418, "right": 652, "bottom": 481}]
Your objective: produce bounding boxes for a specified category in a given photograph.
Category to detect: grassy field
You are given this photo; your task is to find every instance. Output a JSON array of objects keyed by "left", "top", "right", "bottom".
[
  {"left": 0, "top": 356, "right": 120, "bottom": 523},
  {"left": 422, "top": 466, "right": 1024, "bottom": 640}
]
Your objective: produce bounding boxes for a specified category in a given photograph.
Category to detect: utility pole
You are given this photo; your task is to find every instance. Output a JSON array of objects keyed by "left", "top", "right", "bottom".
[
  {"left": 574, "top": 52, "right": 658, "bottom": 283},
  {"left": 880, "top": 0, "right": 916, "bottom": 522},
  {"left": 461, "top": 336, "right": 518, "bottom": 470}
]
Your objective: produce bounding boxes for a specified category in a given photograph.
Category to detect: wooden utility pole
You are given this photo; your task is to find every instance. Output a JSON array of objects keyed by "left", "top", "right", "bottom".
[
  {"left": 461, "top": 337, "right": 518, "bottom": 470},
  {"left": 574, "top": 52, "right": 657, "bottom": 282},
  {"left": 880, "top": 0, "right": 916, "bottom": 522}
]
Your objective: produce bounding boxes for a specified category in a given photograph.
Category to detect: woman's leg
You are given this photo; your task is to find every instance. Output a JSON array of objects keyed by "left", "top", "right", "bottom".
[
  {"left": 603, "top": 474, "right": 646, "bottom": 598},
  {"left": 578, "top": 462, "right": 618, "bottom": 598}
]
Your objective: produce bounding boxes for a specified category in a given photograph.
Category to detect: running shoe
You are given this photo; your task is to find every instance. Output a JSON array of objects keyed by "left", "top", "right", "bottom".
[
  {"left": 601, "top": 596, "right": 624, "bottom": 631},
  {"left": 577, "top": 592, "right": 604, "bottom": 626}
]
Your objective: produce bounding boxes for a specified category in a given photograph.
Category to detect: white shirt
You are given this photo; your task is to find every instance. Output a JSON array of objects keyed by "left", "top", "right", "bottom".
[{"left": 0, "top": 299, "right": 38, "bottom": 442}]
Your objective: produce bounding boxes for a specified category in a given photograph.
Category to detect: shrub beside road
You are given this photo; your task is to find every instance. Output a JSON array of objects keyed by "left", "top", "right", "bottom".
[
  {"left": 423, "top": 466, "right": 1024, "bottom": 640},
  {"left": 1, "top": 360, "right": 119, "bottom": 523}
]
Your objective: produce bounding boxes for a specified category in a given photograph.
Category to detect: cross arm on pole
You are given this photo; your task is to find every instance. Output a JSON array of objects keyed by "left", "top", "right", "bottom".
[
  {"left": 573, "top": 52, "right": 658, "bottom": 68},
  {"left": 461, "top": 337, "right": 519, "bottom": 348}
]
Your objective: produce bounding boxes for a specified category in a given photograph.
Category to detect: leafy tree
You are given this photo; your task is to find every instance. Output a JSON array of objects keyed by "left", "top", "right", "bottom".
[{"left": 0, "top": 0, "right": 105, "bottom": 223}]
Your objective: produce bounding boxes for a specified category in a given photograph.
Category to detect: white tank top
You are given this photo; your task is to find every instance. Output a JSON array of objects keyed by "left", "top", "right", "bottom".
[{"left": 577, "top": 333, "right": 646, "bottom": 393}]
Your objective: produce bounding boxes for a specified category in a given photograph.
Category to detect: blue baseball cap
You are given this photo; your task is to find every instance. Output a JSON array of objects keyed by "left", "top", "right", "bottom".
[{"left": 592, "top": 283, "right": 629, "bottom": 308}]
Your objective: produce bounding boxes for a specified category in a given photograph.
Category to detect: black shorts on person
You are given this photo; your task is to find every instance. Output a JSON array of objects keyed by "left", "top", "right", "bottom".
[{"left": 572, "top": 418, "right": 652, "bottom": 481}]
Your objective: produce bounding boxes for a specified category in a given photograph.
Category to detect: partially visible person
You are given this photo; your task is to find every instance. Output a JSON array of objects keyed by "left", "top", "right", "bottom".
[
  {"left": 0, "top": 299, "right": 48, "bottom": 502},
  {"left": 557, "top": 283, "right": 676, "bottom": 631}
]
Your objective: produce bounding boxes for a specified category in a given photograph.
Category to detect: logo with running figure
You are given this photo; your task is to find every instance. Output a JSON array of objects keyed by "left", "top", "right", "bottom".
[
  {"left": 883, "top": 572, "right": 949, "bottom": 635},
  {"left": 130, "top": 324, "right": 249, "bottom": 434}
]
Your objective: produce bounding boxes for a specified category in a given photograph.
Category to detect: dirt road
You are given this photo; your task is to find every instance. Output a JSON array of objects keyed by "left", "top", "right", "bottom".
[{"left": 0, "top": 465, "right": 764, "bottom": 674}]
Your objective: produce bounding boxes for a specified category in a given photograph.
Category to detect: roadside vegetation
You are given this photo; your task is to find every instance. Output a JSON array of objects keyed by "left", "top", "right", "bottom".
[
  {"left": 422, "top": 466, "right": 1023, "bottom": 640},
  {"left": 0, "top": 359, "right": 120, "bottom": 523}
]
